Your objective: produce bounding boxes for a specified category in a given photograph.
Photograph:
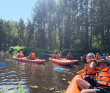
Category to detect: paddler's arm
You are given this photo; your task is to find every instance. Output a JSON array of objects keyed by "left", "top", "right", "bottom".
[
  {"left": 85, "top": 61, "right": 97, "bottom": 72},
  {"left": 47, "top": 54, "right": 53, "bottom": 56},
  {"left": 76, "top": 69, "right": 84, "bottom": 75}
]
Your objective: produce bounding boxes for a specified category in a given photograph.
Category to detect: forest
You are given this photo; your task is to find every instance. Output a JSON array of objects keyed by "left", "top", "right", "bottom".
[{"left": 0, "top": 0, "right": 110, "bottom": 54}]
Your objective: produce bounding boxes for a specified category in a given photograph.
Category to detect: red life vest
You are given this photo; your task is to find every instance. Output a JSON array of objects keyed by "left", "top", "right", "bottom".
[
  {"left": 52, "top": 54, "right": 56, "bottom": 58},
  {"left": 31, "top": 52, "right": 35, "bottom": 58},
  {"left": 102, "top": 55, "right": 106, "bottom": 59},
  {"left": 96, "top": 67, "right": 110, "bottom": 86},
  {"left": 96, "top": 55, "right": 100, "bottom": 60},
  {"left": 56, "top": 55, "right": 60, "bottom": 59},
  {"left": 84, "top": 59, "right": 99, "bottom": 77},
  {"left": 18, "top": 53, "right": 23, "bottom": 58},
  {"left": 68, "top": 54, "right": 72, "bottom": 58}
]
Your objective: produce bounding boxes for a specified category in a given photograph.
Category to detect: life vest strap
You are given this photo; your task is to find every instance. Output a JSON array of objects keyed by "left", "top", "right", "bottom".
[{"left": 106, "top": 80, "right": 110, "bottom": 86}]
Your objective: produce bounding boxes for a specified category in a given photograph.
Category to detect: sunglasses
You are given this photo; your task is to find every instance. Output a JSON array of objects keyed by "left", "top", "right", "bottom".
[{"left": 87, "top": 56, "right": 92, "bottom": 57}]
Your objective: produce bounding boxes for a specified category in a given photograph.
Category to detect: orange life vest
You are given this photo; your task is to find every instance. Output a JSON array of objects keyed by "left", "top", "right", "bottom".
[
  {"left": 56, "top": 55, "right": 60, "bottom": 59},
  {"left": 18, "top": 53, "right": 23, "bottom": 58},
  {"left": 52, "top": 54, "right": 56, "bottom": 58},
  {"left": 31, "top": 52, "right": 35, "bottom": 58},
  {"left": 68, "top": 54, "right": 72, "bottom": 58},
  {"left": 96, "top": 67, "right": 110, "bottom": 86},
  {"left": 84, "top": 59, "right": 99, "bottom": 77},
  {"left": 96, "top": 55, "right": 100, "bottom": 60}
]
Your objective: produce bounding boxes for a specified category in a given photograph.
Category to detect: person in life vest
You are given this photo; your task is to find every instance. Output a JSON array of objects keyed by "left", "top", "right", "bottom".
[
  {"left": 0, "top": 50, "right": 5, "bottom": 55},
  {"left": 81, "top": 54, "right": 87, "bottom": 63},
  {"left": 106, "top": 53, "right": 110, "bottom": 59},
  {"left": 52, "top": 51, "right": 57, "bottom": 59},
  {"left": 18, "top": 51, "right": 24, "bottom": 58},
  {"left": 28, "top": 50, "right": 36, "bottom": 60},
  {"left": 59, "top": 52, "right": 63, "bottom": 58},
  {"left": 102, "top": 54, "right": 106, "bottom": 59},
  {"left": 56, "top": 53, "right": 60, "bottom": 59},
  {"left": 66, "top": 52, "right": 73, "bottom": 60},
  {"left": 76, "top": 59, "right": 110, "bottom": 93},
  {"left": 77, "top": 53, "right": 99, "bottom": 86},
  {"left": 96, "top": 53, "right": 101, "bottom": 60}
]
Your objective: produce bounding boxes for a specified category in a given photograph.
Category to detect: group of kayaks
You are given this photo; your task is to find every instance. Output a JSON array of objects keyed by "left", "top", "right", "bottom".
[
  {"left": 13, "top": 56, "right": 79, "bottom": 65},
  {"left": 12, "top": 55, "right": 79, "bottom": 92}
]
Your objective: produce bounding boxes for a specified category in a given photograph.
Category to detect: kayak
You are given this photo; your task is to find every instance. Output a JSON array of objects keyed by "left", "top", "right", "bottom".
[
  {"left": 65, "top": 74, "right": 82, "bottom": 93},
  {"left": 13, "top": 56, "right": 45, "bottom": 64},
  {"left": 49, "top": 57, "right": 79, "bottom": 65},
  {"left": 65, "top": 71, "right": 84, "bottom": 93}
]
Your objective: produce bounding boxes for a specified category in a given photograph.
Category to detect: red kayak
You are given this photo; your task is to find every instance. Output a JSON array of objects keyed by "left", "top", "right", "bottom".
[
  {"left": 13, "top": 56, "right": 45, "bottom": 64},
  {"left": 49, "top": 57, "right": 79, "bottom": 65}
]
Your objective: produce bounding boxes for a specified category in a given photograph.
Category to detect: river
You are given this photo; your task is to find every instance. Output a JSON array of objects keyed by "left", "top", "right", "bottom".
[{"left": 0, "top": 53, "right": 84, "bottom": 93}]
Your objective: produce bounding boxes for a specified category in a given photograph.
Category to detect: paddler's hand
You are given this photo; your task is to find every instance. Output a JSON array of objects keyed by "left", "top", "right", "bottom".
[{"left": 85, "top": 63, "right": 89, "bottom": 67}]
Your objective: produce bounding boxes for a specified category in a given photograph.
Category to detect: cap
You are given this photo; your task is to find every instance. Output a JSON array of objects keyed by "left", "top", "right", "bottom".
[
  {"left": 107, "top": 53, "right": 109, "bottom": 55},
  {"left": 87, "top": 53, "right": 95, "bottom": 58},
  {"left": 103, "top": 53, "right": 105, "bottom": 56},
  {"left": 97, "top": 59, "right": 109, "bottom": 66}
]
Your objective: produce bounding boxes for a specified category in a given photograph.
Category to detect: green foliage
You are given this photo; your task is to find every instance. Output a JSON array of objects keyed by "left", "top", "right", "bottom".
[
  {"left": 0, "top": 84, "right": 23, "bottom": 93},
  {"left": 0, "top": 0, "right": 110, "bottom": 53}
]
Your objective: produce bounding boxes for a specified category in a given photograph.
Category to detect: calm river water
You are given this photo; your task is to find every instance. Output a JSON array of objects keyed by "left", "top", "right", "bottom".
[{"left": 0, "top": 53, "right": 84, "bottom": 93}]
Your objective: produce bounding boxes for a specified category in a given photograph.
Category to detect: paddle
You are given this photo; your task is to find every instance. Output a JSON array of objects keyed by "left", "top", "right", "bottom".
[
  {"left": 11, "top": 48, "right": 14, "bottom": 51},
  {"left": 36, "top": 57, "right": 39, "bottom": 59},
  {"left": 42, "top": 53, "right": 52, "bottom": 56},
  {"left": 0, "top": 62, "right": 6, "bottom": 67},
  {"left": 54, "top": 67, "right": 77, "bottom": 74}
]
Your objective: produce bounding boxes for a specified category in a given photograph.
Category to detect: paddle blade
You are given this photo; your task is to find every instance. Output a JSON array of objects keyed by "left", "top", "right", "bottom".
[
  {"left": 36, "top": 57, "right": 39, "bottom": 59},
  {"left": 11, "top": 48, "right": 14, "bottom": 51},
  {"left": 54, "top": 67, "right": 67, "bottom": 72},
  {"left": 0, "top": 62, "right": 6, "bottom": 67},
  {"left": 42, "top": 53, "right": 46, "bottom": 55}
]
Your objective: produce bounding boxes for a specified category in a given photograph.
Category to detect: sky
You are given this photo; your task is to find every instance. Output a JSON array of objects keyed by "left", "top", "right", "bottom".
[{"left": 0, "top": 0, "right": 37, "bottom": 23}]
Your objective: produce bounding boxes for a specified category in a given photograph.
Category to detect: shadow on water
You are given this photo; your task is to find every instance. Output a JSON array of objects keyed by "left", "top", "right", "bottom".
[{"left": 0, "top": 54, "right": 84, "bottom": 93}]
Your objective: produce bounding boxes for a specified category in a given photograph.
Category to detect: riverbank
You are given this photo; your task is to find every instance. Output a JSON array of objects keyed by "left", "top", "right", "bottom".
[{"left": 2, "top": 46, "right": 109, "bottom": 59}]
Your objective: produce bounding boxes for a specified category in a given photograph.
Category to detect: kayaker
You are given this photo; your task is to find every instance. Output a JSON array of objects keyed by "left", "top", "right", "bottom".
[
  {"left": 81, "top": 54, "right": 87, "bottom": 63},
  {"left": 66, "top": 52, "right": 73, "bottom": 60},
  {"left": 18, "top": 51, "right": 24, "bottom": 58},
  {"left": 52, "top": 51, "right": 57, "bottom": 59},
  {"left": 102, "top": 54, "right": 106, "bottom": 59},
  {"left": 56, "top": 53, "right": 60, "bottom": 59},
  {"left": 0, "top": 50, "right": 5, "bottom": 54},
  {"left": 59, "top": 52, "right": 63, "bottom": 58},
  {"left": 75, "top": 59, "right": 110, "bottom": 93},
  {"left": 77, "top": 53, "right": 99, "bottom": 86},
  {"left": 106, "top": 53, "right": 109, "bottom": 59},
  {"left": 96, "top": 53, "right": 101, "bottom": 60},
  {"left": 28, "top": 50, "right": 36, "bottom": 60},
  {"left": 1, "top": 50, "right": 3, "bottom": 52}
]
